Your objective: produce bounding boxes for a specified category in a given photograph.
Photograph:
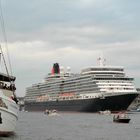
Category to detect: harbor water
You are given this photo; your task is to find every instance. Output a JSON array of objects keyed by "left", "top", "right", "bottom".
[{"left": 1, "top": 111, "right": 140, "bottom": 140}]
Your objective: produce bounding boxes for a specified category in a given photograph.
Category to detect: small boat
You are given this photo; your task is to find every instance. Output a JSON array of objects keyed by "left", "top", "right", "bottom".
[
  {"left": 128, "top": 107, "right": 140, "bottom": 113},
  {"left": 99, "top": 110, "right": 111, "bottom": 115},
  {"left": 44, "top": 109, "right": 59, "bottom": 116},
  {"left": 113, "top": 113, "right": 131, "bottom": 123}
]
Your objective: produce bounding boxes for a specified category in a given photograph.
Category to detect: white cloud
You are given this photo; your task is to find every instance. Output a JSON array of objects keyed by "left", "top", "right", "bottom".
[
  {"left": 78, "top": 0, "right": 96, "bottom": 7},
  {"left": 1, "top": 0, "right": 140, "bottom": 96},
  {"left": 3, "top": 36, "right": 139, "bottom": 97},
  {"left": 77, "top": 0, "right": 112, "bottom": 9}
]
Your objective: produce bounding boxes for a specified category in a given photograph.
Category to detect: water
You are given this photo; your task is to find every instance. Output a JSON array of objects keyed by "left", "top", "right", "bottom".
[{"left": 1, "top": 112, "right": 140, "bottom": 140}]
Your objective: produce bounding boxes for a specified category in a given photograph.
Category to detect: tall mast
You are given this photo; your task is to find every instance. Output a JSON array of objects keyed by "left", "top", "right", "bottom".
[{"left": 0, "top": 0, "right": 13, "bottom": 75}]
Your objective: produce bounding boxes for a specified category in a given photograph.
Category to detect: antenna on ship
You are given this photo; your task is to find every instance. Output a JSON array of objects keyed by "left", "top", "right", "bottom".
[
  {"left": 97, "top": 57, "right": 106, "bottom": 66},
  {"left": 103, "top": 58, "right": 106, "bottom": 66},
  {"left": 97, "top": 57, "right": 102, "bottom": 66}
]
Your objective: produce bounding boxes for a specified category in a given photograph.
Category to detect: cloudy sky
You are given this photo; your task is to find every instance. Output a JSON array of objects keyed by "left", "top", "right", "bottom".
[{"left": 0, "top": 0, "right": 140, "bottom": 97}]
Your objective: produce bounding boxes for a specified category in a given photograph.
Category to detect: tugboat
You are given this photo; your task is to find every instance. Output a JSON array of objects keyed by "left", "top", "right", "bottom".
[{"left": 113, "top": 112, "right": 131, "bottom": 123}]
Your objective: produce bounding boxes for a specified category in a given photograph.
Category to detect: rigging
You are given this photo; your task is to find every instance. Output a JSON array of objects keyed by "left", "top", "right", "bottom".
[{"left": 0, "top": 0, "right": 13, "bottom": 76}]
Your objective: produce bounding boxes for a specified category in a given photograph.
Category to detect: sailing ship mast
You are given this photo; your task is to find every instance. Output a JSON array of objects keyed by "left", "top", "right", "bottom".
[{"left": 0, "top": 0, "right": 17, "bottom": 100}]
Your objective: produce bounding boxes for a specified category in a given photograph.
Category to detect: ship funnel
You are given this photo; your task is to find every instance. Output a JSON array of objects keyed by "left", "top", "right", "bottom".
[{"left": 51, "top": 63, "right": 60, "bottom": 75}]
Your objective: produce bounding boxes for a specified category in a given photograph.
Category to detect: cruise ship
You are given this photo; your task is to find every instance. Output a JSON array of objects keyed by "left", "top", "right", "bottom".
[{"left": 24, "top": 60, "right": 138, "bottom": 112}]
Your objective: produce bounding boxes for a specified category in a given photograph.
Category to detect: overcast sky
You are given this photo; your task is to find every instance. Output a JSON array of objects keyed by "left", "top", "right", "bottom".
[{"left": 0, "top": 0, "right": 140, "bottom": 97}]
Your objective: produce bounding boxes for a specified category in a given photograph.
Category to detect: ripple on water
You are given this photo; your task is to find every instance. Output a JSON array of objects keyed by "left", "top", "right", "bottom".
[{"left": 1, "top": 112, "right": 140, "bottom": 140}]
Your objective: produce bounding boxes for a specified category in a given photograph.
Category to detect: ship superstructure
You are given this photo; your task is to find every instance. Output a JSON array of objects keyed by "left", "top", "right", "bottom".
[{"left": 25, "top": 61, "right": 138, "bottom": 112}]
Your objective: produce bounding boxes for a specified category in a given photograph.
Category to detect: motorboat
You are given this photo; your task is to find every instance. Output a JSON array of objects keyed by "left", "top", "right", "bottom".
[
  {"left": 113, "top": 113, "right": 131, "bottom": 123},
  {"left": 44, "top": 109, "right": 59, "bottom": 116}
]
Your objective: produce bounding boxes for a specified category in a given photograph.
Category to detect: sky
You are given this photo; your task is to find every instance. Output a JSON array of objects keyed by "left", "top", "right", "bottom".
[{"left": 0, "top": 0, "right": 140, "bottom": 97}]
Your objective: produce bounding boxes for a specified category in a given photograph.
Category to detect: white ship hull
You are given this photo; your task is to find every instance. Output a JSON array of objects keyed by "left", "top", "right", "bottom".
[{"left": 0, "top": 93, "right": 18, "bottom": 135}]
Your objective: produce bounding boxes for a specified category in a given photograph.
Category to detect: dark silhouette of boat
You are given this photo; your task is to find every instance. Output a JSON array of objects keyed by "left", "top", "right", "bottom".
[{"left": 113, "top": 113, "right": 131, "bottom": 123}]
